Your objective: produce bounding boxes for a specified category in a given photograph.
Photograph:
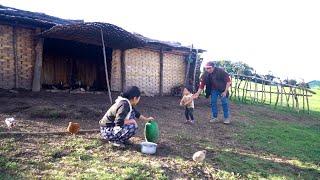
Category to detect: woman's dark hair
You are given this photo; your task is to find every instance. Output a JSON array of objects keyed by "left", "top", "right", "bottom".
[
  {"left": 121, "top": 86, "right": 141, "bottom": 100},
  {"left": 184, "top": 85, "right": 193, "bottom": 93}
]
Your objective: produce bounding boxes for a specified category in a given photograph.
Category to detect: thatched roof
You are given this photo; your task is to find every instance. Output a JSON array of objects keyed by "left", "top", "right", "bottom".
[
  {"left": 41, "top": 22, "right": 146, "bottom": 49},
  {"left": 0, "top": 5, "right": 81, "bottom": 27},
  {"left": 134, "top": 33, "right": 205, "bottom": 53},
  {"left": 0, "top": 5, "right": 204, "bottom": 52}
]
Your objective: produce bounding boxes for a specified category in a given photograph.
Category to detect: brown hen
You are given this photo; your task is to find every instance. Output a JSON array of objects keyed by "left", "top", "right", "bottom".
[{"left": 67, "top": 122, "right": 80, "bottom": 134}]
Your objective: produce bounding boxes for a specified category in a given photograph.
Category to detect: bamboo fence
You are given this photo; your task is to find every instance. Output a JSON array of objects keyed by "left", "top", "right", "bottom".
[{"left": 230, "top": 74, "right": 316, "bottom": 114}]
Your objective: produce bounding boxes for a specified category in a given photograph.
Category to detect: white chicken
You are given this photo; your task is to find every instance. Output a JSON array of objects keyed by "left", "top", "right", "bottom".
[
  {"left": 192, "top": 150, "right": 206, "bottom": 162},
  {"left": 5, "top": 118, "right": 16, "bottom": 130}
]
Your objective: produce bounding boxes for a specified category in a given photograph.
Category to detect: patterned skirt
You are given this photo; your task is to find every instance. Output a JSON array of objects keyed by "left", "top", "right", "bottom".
[{"left": 100, "top": 124, "right": 138, "bottom": 143}]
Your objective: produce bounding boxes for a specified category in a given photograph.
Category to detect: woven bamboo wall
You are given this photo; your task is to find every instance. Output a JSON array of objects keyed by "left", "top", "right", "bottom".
[
  {"left": 16, "top": 27, "right": 35, "bottom": 89},
  {"left": 125, "top": 48, "right": 160, "bottom": 94},
  {"left": 0, "top": 25, "right": 35, "bottom": 89},
  {"left": 0, "top": 25, "right": 15, "bottom": 89},
  {"left": 163, "top": 53, "right": 186, "bottom": 94},
  {"left": 111, "top": 49, "right": 121, "bottom": 91}
]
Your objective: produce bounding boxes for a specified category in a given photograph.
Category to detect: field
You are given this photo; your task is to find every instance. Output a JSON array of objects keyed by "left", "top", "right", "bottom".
[{"left": 0, "top": 90, "right": 319, "bottom": 179}]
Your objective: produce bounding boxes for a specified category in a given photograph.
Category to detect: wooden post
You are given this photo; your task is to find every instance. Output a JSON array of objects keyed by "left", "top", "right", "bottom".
[
  {"left": 185, "top": 45, "right": 193, "bottom": 86},
  {"left": 237, "top": 80, "right": 242, "bottom": 101},
  {"left": 12, "top": 26, "right": 18, "bottom": 88},
  {"left": 230, "top": 76, "right": 233, "bottom": 98},
  {"left": 306, "top": 91, "right": 310, "bottom": 114},
  {"left": 68, "top": 58, "right": 74, "bottom": 90},
  {"left": 100, "top": 29, "right": 112, "bottom": 104},
  {"left": 280, "top": 83, "right": 283, "bottom": 106},
  {"left": 32, "top": 37, "right": 44, "bottom": 92},
  {"left": 269, "top": 84, "right": 272, "bottom": 104},
  {"left": 275, "top": 84, "right": 279, "bottom": 107},
  {"left": 159, "top": 47, "right": 164, "bottom": 96},
  {"left": 234, "top": 75, "right": 238, "bottom": 99},
  {"left": 120, "top": 49, "right": 126, "bottom": 92},
  {"left": 192, "top": 49, "right": 199, "bottom": 90},
  {"left": 291, "top": 87, "right": 295, "bottom": 109},
  {"left": 294, "top": 88, "right": 299, "bottom": 112},
  {"left": 254, "top": 79, "right": 258, "bottom": 103},
  {"left": 302, "top": 88, "right": 305, "bottom": 112},
  {"left": 249, "top": 79, "right": 252, "bottom": 103},
  {"left": 242, "top": 79, "right": 248, "bottom": 102},
  {"left": 262, "top": 82, "right": 264, "bottom": 103}
]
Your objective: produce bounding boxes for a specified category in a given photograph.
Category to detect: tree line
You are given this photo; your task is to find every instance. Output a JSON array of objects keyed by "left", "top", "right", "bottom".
[{"left": 211, "top": 60, "right": 309, "bottom": 88}]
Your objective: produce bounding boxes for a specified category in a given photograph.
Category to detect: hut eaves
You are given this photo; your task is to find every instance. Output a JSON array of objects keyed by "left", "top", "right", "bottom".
[
  {"left": 134, "top": 33, "right": 206, "bottom": 53},
  {"left": 41, "top": 22, "right": 146, "bottom": 49}
]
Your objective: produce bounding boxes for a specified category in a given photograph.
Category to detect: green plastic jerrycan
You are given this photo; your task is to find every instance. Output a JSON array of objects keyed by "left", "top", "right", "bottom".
[{"left": 144, "top": 120, "right": 159, "bottom": 143}]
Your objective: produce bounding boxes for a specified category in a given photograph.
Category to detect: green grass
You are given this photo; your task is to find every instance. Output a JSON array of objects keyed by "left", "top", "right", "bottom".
[
  {"left": 310, "top": 88, "right": 320, "bottom": 112},
  {"left": 241, "top": 117, "right": 320, "bottom": 163},
  {"left": 213, "top": 113, "right": 320, "bottom": 179},
  {"left": 214, "top": 150, "right": 319, "bottom": 179}
]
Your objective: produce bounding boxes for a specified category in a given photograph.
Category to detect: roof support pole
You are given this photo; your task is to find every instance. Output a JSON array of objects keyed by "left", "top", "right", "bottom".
[
  {"left": 120, "top": 49, "right": 126, "bottom": 92},
  {"left": 32, "top": 28, "right": 43, "bottom": 92},
  {"left": 100, "top": 29, "right": 113, "bottom": 104},
  {"left": 32, "top": 38, "right": 44, "bottom": 91},
  {"left": 185, "top": 44, "right": 193, "bottom": 86},
  {"left": 192, "top": 49, "right": 199, "bottom": 90}
]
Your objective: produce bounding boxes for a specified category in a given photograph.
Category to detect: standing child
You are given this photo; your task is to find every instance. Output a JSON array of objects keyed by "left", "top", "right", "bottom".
[{"left": 180, "top": 86, "right": 195, "bottom": 124}]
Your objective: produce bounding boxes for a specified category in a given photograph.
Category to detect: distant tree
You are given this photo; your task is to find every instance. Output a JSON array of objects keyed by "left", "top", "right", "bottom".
[
  {"left": 264, "top": 71, "right": 276, "bottom": 81},
  {"left": 288, "top": 79, "right": 297, "bottom": 86},
  {"left": 214, "top": 60, "right": 254, "bottom": 76}
]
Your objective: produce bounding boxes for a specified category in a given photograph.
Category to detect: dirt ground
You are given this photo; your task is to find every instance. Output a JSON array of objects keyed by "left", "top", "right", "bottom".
[
  {"left": 1, "top": 89, "right": 317, "bottom": 150},
  {"left": 0, "top": 90, "right": 243, "bottom": 144},
  {"left": 0, "top": 90, "right": 318, "bottom": 179}
]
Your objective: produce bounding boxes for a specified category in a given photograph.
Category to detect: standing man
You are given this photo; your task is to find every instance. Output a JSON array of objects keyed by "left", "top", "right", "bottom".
[{"left": 193, "top": 61, "right": 231, "bottom": 124}]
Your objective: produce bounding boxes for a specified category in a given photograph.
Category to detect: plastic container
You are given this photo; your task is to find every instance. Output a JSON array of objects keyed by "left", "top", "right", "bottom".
[
  {"left": 140, "top": 141, "right": 157, "bottom": 154},
  {"left": 144, "top": 120, "right": 159, "bottom": 143}
]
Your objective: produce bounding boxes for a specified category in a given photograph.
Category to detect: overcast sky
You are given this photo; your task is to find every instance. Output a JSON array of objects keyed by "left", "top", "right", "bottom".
[{"left": 1, "top": 0, "right": 319, "bottom": 82}]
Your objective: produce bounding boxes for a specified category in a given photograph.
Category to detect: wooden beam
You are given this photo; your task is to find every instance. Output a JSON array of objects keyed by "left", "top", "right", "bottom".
[
  {"left": 159, "top": 47, "right": 164, "bottom": 96},
  {"left": 184, "top": 45, "right": 193, "bottom": 86},
  {"left": 120, "top": 49, "right": 126, "bottom": 91},
  {"left": 12, "top": 26, "right": 18, "bottom": 88},
  {"left": 32, "top": 29, "right": 44, "bottom": 92},
  {"left": 100, "top": 29, "right": 113, "bottom": 103}
]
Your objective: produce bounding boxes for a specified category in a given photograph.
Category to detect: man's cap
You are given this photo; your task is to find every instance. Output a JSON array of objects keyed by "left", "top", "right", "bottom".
[{"left": 204, "top": 61, "right": 215, "bottom": 68}]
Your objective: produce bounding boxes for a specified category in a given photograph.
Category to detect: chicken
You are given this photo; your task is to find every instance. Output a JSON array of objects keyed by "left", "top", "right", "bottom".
[
  {"left": 5, "top": 117, "right": 16, "bottom": 130},
  {"left": 192, "top": 150, "right": 206, "bottom": 162},
  {"left": 67, "top": 122, "right": 80, "bottom": 134}
]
